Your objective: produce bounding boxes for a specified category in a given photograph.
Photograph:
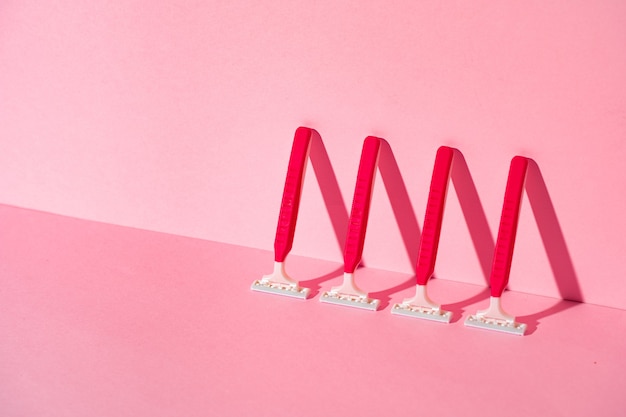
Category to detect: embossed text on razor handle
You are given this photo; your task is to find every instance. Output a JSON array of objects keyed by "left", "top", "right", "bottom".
[
  {"left": 490, "top": 156, "right": 529, "bottom": 297},
  {"left": 274, "top": 127, "right": 312, "bottom": 263},
  {"left": 343, "top": 137, "right": 382, "bottom": 274},
  {"left": 415, "top": 146, "right": 454, "bottom": 286}
]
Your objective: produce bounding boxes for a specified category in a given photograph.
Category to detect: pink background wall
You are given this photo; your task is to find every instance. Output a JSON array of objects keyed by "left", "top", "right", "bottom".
[{"left": 1, "top": 1, "right": 625, "bottom": 308}]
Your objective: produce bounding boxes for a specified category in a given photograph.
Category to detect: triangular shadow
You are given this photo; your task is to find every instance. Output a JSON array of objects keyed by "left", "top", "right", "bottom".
[
  {"left": 450, "top": 149, "right": 495, "bottom": 285},
  {"left": 363, "top": 139, "right": 422, "bottom": 309},
  {"left": 439, "top": 149, "right": 495, "bottom": 319},
  {"left": 377, "top": 140, "right": 422, "bottom": 274},
  {"left": 526, "top": 159, "right": 582, "bottom": 302},
  {"left": 295, "top": 129, "right": 350, "bottom": 292},
  {"left": 308, "top": 129, "right": 350, "bottom": 253},
  {"left": 515, "top": 159, "right": 583, "bottom": 334}
]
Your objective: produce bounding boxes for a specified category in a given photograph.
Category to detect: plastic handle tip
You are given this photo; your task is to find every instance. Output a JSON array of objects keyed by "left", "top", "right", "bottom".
[
  {"left": 343, "top": 137, "right": 382, "bottom": 273},
  {"left": 490, "top": 156, "right": 529, "bottom": 297},
  {"left": 415, "top": 146, "right": 454, "bottom": 285},
  {"left": 273, "top": 127, "right": 312, "bottom": 262}
]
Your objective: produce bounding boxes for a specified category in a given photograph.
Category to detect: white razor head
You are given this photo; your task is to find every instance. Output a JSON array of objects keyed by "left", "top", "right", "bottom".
[
  {"left": 251, "top": 279, "right": 310, "bottom": 300},
  {"left": 464, "top": 314, "right": 526, "bottom": 336},
  {"left": 391, "top": 303, "right": 452, "bottom": 323},
  {"left": 320, "top": 291, "right": 379, "bottom": 311}
]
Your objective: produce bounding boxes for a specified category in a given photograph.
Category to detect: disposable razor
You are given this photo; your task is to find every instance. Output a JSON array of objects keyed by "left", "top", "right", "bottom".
[
  {"left": 465, "top": 156, "right": 529, "bottom": 335},
  {"left": 320, "top": 137, "right": 382, "bottom": 311},
  {"left": 392, "top": 146, "right": 454, "bottom": 323},
  {"left": 251, "top": 127, "right": 313, "bottom": 299}
]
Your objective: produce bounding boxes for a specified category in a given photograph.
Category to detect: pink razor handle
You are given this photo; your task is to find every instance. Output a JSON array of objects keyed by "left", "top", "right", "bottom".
[
  {"left": 415, "top": 146, "right": 454, "bottom": 286},
  {"left": 273, "top": 127, "right": 312, "bottom": 263},
  {"left": 490, "top": 156, "right": 529, "bottom": 297},
  {"left": 343, "top": 137, "right": 382, "bottom": 274}
]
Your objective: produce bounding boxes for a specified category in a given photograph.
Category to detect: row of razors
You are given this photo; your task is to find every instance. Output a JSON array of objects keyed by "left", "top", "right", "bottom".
[{"left": 251, "top": 127, "right": 530, "bottom": 335}]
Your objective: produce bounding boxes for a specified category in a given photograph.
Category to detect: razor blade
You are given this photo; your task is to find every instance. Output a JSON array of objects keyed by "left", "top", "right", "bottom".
[
  {"left": 391, "top": 285, "right": 451, "bottom": 323},
  {"left": 464, "top": 296, "right": 526, "bottom": 336},
  {"left": 251, "top": 279, "right": 310, "bottom": 299},
  {"left": 251, "top": 261, "right": 310, "bottom": 300},
  {"left": 391, "top": 303, "right": 452, "bottom": 323},
  {"left": 464, "top": 314, "right": 526, "bottom": 335},
  {"left": 320, "top": 291, "right": 379, "bottom": 311},
  {"left": 319, "top": 272, "right": 380, "bottom": 311}
]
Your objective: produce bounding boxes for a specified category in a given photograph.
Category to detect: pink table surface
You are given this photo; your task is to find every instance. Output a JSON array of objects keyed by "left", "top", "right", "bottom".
[{"left": 1, "top": 204, "right": 625, "bottom": 416}]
